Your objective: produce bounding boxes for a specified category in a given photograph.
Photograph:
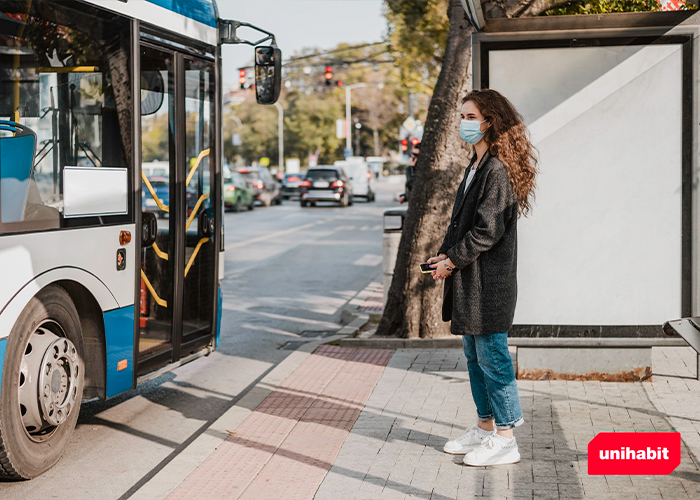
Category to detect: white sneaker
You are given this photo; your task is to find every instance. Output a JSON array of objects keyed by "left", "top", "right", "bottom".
[
  {"left": 463, "top": 434, "right": 520, "bottom": 466},
  {"left": 443, "top": 425, "right": 493, "bottom": 455}
]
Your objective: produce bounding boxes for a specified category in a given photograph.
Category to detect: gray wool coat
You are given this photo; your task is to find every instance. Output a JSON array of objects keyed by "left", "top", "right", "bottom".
[{"left": 438, "top": 152, "right": 519, "bottom": 336}]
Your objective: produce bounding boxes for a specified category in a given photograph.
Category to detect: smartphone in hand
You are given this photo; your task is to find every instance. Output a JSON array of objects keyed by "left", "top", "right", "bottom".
[{"left": 419, "top": 263, "right": 433, "bottom": 274}]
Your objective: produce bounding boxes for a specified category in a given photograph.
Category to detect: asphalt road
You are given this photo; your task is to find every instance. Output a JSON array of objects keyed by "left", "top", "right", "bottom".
[{"left": 0, "top": 179, "right": 404, "bottom": 499}]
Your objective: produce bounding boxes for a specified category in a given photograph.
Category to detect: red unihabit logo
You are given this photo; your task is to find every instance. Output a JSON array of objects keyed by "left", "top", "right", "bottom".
[{"left": 588, "top": 433, "right": 681, "bottom": 475}]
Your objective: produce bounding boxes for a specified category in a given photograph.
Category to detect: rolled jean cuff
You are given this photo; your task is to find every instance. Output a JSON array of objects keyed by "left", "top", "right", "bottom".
[
  {"left": 495, "top": 416, "right": 524, "bottom": 430},
  {"left": 477, "top": 412, "right": 494, "bottom": 422}
]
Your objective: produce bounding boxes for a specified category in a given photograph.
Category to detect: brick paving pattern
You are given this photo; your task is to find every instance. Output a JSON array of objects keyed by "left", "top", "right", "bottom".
[
  {"left": 167, "top": 345, "right": 392, "bottom": 500},
  {"left": 315, "top": 347, "right": 700, "bottom": 500},
  {"left": 358, "top": 284, "right": 384, "bottom": 313}
]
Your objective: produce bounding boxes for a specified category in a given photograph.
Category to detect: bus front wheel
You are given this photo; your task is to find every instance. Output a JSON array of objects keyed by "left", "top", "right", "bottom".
[{"left": 0, "top": 285, "right": 84, "bottom": 480}]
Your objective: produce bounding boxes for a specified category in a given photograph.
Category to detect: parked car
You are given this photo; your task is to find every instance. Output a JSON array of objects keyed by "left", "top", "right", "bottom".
[
  {"left": 238, "top": 167, "right": 282, "bottom": 207},
  {"left": 281, "top": 172, "right": 305, "bottom": 200},
  {"left": 299, "top": 166, "right": 353, "bottom": 207},
  {"left": 335, "top": 159, "right": 375, "bottom": 202},
  {"left": 224, "top": 171, "right": 255, "bottom": 212},
  {"left": 142, "top": 175, "right": 169, "bottom": 218}
]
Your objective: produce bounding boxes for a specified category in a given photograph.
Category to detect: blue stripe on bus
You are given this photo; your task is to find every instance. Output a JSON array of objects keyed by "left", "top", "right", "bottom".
[
  {"left": 0, "top": 338, "right": 6, "bottom": 398},
  {"left": 216, "top": 285, "right": 222, "bottom": 348},
  {"left": 104, "top": 306, "right": 135, "bottom": 398},
  {"left": 145, "top": 0, "right": 218, "bottom": 28}
]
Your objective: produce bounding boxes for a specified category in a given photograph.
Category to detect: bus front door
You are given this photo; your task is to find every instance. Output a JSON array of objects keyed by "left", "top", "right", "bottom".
[{"left": 138, "top": 44, "right": 217, "bottom": 375}]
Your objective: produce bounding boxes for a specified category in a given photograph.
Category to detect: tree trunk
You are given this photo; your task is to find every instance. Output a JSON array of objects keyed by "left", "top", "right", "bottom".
[
  {"left": 373, "top": 127, "right": 380, "bottom": 156},
  {"left": 376, "top": 0, "right": 474, "bottom": 339}
]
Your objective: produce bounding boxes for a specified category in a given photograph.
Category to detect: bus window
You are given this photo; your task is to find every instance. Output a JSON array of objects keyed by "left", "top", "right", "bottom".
[
  {"left": 0, "top": 1, "right": 132, "bottom": 233},
  {"left": 139, "top": 46, "right": 175, "bottom": 360}
]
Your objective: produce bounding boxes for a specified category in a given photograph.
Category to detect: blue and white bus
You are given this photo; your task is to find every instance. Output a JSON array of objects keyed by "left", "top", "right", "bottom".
[{"left": 0, "top": 0, "right": 280, "bottom": 479}]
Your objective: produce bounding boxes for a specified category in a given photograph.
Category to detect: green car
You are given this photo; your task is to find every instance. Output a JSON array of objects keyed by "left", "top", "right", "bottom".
[{"left": 224, "top": 171, "right": 255, "bottom": 212}]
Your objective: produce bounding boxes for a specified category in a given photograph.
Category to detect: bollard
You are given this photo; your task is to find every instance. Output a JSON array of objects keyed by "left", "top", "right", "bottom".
[{"left": 382, "top": 208, "right": 407, "bottom": 307}]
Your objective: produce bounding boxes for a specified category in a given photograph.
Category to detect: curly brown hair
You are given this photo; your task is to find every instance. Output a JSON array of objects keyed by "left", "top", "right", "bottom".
[{"left": 463, "top": 89, "right": 538, "bottom": 217}]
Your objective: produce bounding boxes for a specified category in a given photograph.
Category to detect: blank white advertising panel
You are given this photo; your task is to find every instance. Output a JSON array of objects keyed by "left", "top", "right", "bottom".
[
  {"left": 63, "top": 167, "right": 129, "bottom": 218},
  {"left": 488, "top": 43, "right": 683, "bottom": 325}
]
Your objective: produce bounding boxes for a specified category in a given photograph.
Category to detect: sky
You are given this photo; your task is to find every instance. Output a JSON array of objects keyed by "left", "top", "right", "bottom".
[{"left": 217, "top": 0, "right": 388, "bottom": 87}]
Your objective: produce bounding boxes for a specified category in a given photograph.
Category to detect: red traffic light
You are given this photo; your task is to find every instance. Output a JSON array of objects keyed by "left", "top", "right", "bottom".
[
  {"left": 400, "top": 139, "right": 408, "bottom": 151},
  {"left": 239, "top": 69, "right": 246, "bottom": 87},
  {"left": 411, "top": 138, "right": 420, "bottom": 146},
  {"left": 336, "top": 80, "right": 343, "bottom": 87},
  {"left": 325, "top": 66, "right": 332, "bottom": 73},
  {"left": 239, "top": 69, "right": 246, "bottom": 77}
]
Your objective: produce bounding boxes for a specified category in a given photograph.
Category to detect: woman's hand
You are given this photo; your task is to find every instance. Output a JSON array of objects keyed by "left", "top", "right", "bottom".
[
  {"left": 427, "top": 254, "right": 447, "bottom": 265},
  {"left": 431, "top": 256, "right": 454, "bottom": 280}
]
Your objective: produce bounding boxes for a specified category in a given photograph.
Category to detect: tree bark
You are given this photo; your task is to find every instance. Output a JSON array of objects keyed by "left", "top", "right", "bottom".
[{"left": 376, "top": 0, "right": 474, "bottom": 338}]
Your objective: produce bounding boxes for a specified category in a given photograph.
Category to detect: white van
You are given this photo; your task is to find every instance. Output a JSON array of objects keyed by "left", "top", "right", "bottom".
[
  {"left": 142, "top": 160, "right": 169, "bottom": 179},
  {"left": 335, "top": 159, "right": 375, "bottom": 201}
]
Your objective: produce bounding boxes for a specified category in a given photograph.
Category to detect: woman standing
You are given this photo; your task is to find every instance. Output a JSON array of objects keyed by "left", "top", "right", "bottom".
[{"left": 428, "top": 89, "right": 537, "bottom": 466}]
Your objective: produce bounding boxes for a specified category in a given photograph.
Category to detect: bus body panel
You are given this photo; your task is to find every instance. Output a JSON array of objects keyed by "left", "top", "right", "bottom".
[
  {"left": 79, "top": 0, "right": 218, "bottom": 45},
  {"left": 0, "top": 225, "right": 136, "bottom": 341},
  {"left": 104, "top": 305, "right": 135, "bottom": 397},
  {"left": 0, "top": 338, "right": 6, "bottom": 397},
  {"left": 216, "top": 285, "right": 222, "bottom": 348}
]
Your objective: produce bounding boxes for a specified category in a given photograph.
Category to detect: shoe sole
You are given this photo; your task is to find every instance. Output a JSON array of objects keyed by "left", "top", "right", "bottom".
[
  {"left": 463, "top": 451, "right": 521, "bottom": 466},
  {"left": 443, "top": 445, "right": 481, "bottom": 455}
]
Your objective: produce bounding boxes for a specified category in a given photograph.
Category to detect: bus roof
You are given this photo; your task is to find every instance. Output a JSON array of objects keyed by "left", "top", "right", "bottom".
[{"left": 81, "top": 0, "right": 219, "bottom": 46}]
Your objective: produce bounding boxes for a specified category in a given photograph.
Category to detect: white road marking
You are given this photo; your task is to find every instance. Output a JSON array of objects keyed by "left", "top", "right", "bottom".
[
  {"left": 353, "top": 254, "right": 383, "bottom": 266},
  {"left": 227, "top": 220, "right": 327, "bottom": 249}
]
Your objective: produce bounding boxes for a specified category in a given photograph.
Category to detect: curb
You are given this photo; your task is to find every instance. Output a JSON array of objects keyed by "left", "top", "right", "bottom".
[
  {"left": 128, "top": 306, "right": 370, "bottom": 500},
  {"left": 339, "top": 337, "right": 691, "bottom": 349},
  {"left": 340, "top": 337, "right": 461, "bottom": 349}
]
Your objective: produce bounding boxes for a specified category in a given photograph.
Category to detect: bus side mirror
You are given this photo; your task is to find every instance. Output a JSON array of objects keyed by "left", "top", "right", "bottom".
[
  {"left": 255, "top": 46, "right": 281, "bottom": 105},
  {"left": 142, "top": 212, "right": 158, "bottom": 247}
]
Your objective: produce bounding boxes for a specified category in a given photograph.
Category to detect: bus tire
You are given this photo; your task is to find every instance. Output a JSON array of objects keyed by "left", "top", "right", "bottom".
[{"left": 0, "top": 285, "right": 84, "bottom": 480}]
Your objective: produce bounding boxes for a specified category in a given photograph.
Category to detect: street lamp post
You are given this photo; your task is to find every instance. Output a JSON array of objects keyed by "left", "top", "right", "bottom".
[
  {"left": 345, "top": 82, "right": 384, "bottom": 156},
  {"left": 273, "top": 101, "right": 284, "bottom": 172}
]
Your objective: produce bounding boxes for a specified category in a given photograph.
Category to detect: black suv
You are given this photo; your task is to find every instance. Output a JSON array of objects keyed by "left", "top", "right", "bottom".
[
  {"left": 299, "top": 167, "right": 353, "bottom": 207},
  {"left": 238, "top": 167, "right": 282, "bottom": 207}
]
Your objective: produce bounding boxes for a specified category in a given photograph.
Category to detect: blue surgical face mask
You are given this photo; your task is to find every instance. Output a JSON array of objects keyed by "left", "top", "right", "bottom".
[{"left": 459, "top": 119, "right": 486, "bottom": 145}]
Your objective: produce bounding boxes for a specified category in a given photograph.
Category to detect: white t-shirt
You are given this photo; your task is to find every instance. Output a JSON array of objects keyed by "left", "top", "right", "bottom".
[{"left": 462, "top": 167, "right": 477, "bottom": 196}]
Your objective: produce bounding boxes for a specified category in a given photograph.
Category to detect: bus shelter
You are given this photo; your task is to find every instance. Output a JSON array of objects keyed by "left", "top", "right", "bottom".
[{"left": 467, "top": 10, "right": 700, "bottom": 337}]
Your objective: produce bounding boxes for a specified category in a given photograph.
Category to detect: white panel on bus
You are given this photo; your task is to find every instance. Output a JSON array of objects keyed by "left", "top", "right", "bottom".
[
  {"left": 63, "top": 167, "right": 128, "bottom": 218},
  {"left": 489, "top": 43, "right": 683, "bottom": 325}
]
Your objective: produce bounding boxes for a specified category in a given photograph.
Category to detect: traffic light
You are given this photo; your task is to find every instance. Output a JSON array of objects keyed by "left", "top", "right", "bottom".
[
  {"left": 400, "top": 139, "right": 408, "bottom": 152},
  {"left": 336, "top": 80, "right": 343, "bottom": 87},
  {"left": 411, "top": 138, "right": 420, "bottom": 146},
  {"left": 239, "top": 69, "right": 246, "bottom": 89},
  {"left": 324, "top": 66, "right": 333, "bottom": 86}
]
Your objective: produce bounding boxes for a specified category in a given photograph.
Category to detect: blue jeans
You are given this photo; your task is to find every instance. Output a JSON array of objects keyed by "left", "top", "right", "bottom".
[{"left": 462, "top": 332, "right": 524, "bottom": 430}]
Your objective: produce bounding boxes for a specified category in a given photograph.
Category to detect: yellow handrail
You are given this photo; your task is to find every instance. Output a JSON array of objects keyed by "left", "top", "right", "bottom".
[
  {"left": 186, "top": 149, "right": 210, "bottom": 186},
  {"left": 151, "top": 241, "right": 169, "bottom": 261},
  {"left": 141, "top": 270, "right": 167, "bottom": 308},
  {"left": 184, "top": 238, "right": 210, "bottom": 277},
  {"left": 31, "top": 66, "right": 99, "bottom": 73},
  {"left": 141, "top": 170, "right": 170, "bottom": 213},
  {"left": 185, "top": 193, "right": 210, "bottom": 232}
]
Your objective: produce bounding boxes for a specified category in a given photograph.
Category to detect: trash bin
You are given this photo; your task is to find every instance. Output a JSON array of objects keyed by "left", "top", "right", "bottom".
[{"left": 383, "top": 208, "right": 407, "bottom": 306}]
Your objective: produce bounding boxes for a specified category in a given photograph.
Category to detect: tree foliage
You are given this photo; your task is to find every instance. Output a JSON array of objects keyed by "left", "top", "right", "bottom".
[
  {"left": 224, "top": 41, "right": 428, "bottom": 167},
  {"left": 544, "top": 0, "right": 660, "bottom": 15}
]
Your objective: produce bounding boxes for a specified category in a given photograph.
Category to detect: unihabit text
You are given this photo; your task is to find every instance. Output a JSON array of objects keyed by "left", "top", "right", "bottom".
[{"left": 599, "top": 447, "right": 670, "bottom": 460}]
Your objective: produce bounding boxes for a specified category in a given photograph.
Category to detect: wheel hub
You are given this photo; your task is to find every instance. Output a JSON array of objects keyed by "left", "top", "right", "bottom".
[{"left": 19, "top": 325, "right": 80, "bottom": 436}]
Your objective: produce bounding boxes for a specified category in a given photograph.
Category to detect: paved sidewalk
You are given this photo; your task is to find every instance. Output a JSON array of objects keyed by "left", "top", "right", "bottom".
[
  {"left": 166, "top": 346, "right": 392, "bottom": 500},
  {"left": 316, "top": 347, "right": 700, "bottom": 500},
  {"left": 154, "top": 345, "right": 700, "bottom": 500}
]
